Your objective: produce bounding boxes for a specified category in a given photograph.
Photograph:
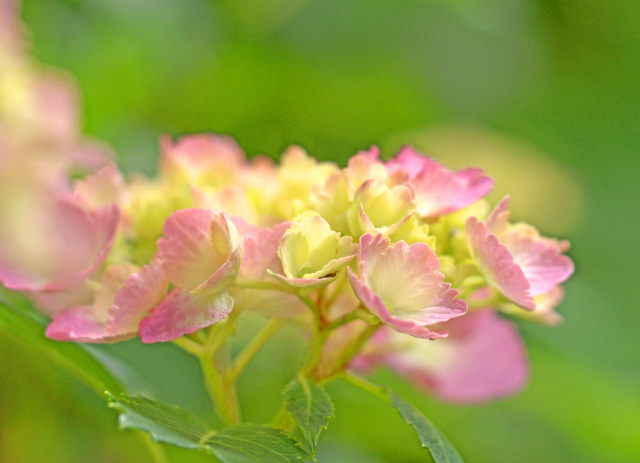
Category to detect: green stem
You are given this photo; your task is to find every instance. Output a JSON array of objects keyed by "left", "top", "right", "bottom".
[
  {"left": 341, "top": 371, "right": 389, "bottom": 402},
  {"left": 298, "top": 293, "right": 320, "bottom": 317},
  {"left": 324, "top": 311, "right": 360, "bottom": 331},
  {"left": 198, "top": 350, "right": 242, "bottom": 426},
  {"left": 334, "top": 323, "right": 380, "bottom": 371},
  {"left": 172, "top": 336, "right": 202, "bottom": 356},
  {"left": 228, "top": 319, "right": 284, "bottom": 383},
  {"left": 139, "top": 432, "right": 171, "bottom": 463},
  {"left": 172, "top": 313, "right": 243, "bottom": 427}
]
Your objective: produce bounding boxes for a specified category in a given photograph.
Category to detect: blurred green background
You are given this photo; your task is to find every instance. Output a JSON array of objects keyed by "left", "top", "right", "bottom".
[{"left": 1, "top": 0, "right": 639, "bottom": 462}]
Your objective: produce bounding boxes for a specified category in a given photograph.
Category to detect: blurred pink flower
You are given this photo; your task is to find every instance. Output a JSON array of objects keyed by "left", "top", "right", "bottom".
[
  {"left": 353, "top": 310, "right": 529, "bottom": 403},
  {"left": 466, "top": 196, "right": 574, "bottom": 309}
]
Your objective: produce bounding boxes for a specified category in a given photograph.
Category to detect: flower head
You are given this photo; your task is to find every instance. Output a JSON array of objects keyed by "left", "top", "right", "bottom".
[
  {"left": 270, "top": 216, "right": 357, "bottom": 289},
  {"left": 348, "top": 233, "right": 467, "bottom": 339},
  {"left": 466, "top": 196, "right": 574, "bottom": 309},
  {"left": 138, "top": 208, "right": 244, "bottom": 342}
]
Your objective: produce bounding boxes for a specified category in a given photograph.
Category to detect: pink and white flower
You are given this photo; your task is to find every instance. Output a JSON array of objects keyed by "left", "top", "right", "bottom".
[
  {"left": 466, "top": 196, "right": 574, "bottom": 310},
  {"left": 46, "top": 260, "right": 168, "bottom": 343},
  {"left": 160, "top": 134, "right": 246, "bottom": 188},
  {"left": 348, "top": 233, "right": 467, "bottom": 339},
  {"left": 139, "top": 208, "right": 244, "bottom": 342},
  {"left": 0, "top": 165, "right": 121, "bottom": 300},
  {"left": 386, "top": 147, "right": 494, "bottom": 218}
]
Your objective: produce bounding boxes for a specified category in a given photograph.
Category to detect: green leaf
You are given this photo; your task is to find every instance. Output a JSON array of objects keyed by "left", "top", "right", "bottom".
[
  {"left": 107, "top": 393, "right": 209, "bottom": 449},
  {"left": 0, "top": 291, "right": 122, "bottom": 395},
  {"left": 208, "top": 425, "right": 311, "bottom": 463},
  {"left": 108, "top": 393, "right": 311, "bottom": 462},
  {"left": 389, "top": 392, "right": 464, "bottom": 463},
  {"left": 284, "top": 376, "right": 334, "bottom": 454}
]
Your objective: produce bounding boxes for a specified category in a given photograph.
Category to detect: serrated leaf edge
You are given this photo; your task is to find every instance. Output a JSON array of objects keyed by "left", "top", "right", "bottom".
[
  {"left": 284, "top": 376, "right": 334, "bottom": 455},
  {"left": 388, "top": 391, "right": 464, "bottom": 463},
  {"left": 107, "top": 392, "right": 312, "bottom": 461}
]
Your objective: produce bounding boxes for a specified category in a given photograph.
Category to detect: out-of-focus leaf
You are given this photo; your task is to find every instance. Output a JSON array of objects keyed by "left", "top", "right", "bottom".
[
  {"left": 0, "top": 291, "right": 122, "bottom": 396},
  {"left": 108, "top": 393, "right": 311, "bottom": 462},
  {"left": 107, "top": 393, "right": 209, "bottom": 449},
  {"left": 284, "top": 376, "right": 334, "bottom": 454},
  {"left": 389, "top": 391, "right": 464, "bottom": 463}
]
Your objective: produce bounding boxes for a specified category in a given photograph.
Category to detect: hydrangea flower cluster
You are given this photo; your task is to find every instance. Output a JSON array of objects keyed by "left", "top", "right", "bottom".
[
  {"left": 0, "top": 2, "right": 575, "bottom": 458},
  {"left": 1, "top": 129, "right": 574, "bottom": 403}
]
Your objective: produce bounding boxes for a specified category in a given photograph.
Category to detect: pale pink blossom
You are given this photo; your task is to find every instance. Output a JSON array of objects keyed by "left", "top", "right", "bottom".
[
  {"left": 348, "top": 233, "right": 467, "bottom": 339},
  {"left": 46, "top": 260, "right": 168, "bottom": 343},
  {"left": 139, "top": 208, "right": 243, "bottom": 342},
  {"left": 160, "top": 134, "right": 246, "bottom": 188},
  {"left": 386, "top": 147, "right": 494, "bottom": 218},
  {"left": 0, "top": 165, "right": 121, "bottom": 297},
  {"left": 466, "top": 197, "right": 574, "bottom": 309}
]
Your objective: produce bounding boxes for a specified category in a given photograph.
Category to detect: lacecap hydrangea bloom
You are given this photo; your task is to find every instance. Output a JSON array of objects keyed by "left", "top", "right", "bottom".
[{"left": 1, "top": 130, "right": 574, "bottom": 404}]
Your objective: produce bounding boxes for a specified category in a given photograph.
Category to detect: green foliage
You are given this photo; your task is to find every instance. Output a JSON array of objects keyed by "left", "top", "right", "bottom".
[
  {"left": 107, "top": 393, "right": 312, "bottom": 462},
  {"left": 283, "top": 376, "right": 334, "bottom": 454},
  {"left": 389, "top": 392, "right": 464, "bottom": 463},
  {"left": 0, "top": 291, "right": 122, "bottom": 396}
]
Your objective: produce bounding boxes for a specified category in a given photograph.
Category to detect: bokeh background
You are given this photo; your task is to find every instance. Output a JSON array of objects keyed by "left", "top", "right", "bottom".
[{"left": 1, "top": 0, "right": 639, "bottom": 462}]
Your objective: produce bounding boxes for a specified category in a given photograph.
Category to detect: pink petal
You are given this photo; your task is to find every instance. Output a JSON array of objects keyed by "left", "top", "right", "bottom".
[
  {"left": 0, "top": 0, "right": 23, "bottom": 54},
  {"left": 466, "top": 216, "right": 534, "bottom": 309},
  {"left": 105, "top": 260, "right": 169, "bottom": 337},
  {"left": 345, "top": 146, "right": 388, "bottom": 187},
  {"left": 193, "top": 243, "right": 244, "bottom": 296},
  {"left": 531, "top": 286, "right": 564, "bottom": 325},
  {"left": 501, "top": 286, "right": 565, "bottom": 326},
  {"left": 354, "top": 234, "right": 466, "bottom": 330},
  {"left": 32, "top": 72, "right": 80, "bottom": 144},
  {"left": 160, "top": 134, "right": 245, "bottom": 186},
  {"left": 74, "top": 163, "right": 125, "bottom": 208},
  {"left": 382, "top": 311, "right": 529, "bottom": 403},
  {"left": 28, "top": 280, "right": 94, "bottom": 315},
  {"left": 501, "top": 229, "right": 574, "bottom": 296},
  {"left": 387, "top": 147, "right": 494, "bottom": 218},
  {"left": 0, "top": 196, "right": 119, "bottom": 293},
  {"left": 44, "top": 201, "right": 120, "bottom": 291},
  {"left": 139, "top": 288, "right": 233, "bottom": 343},
  {"left": 46, "top": 307, "right": 108, "bottom": 343},
  {"left": 157, "top": 209, "right": 240, "bottom": 291},
  {"left": 348, "top": 267, "right": 454, "bottom": 340},
  {"left": 486, "top": 196, "right": 511, "bottom": 235},
  {"left": 359, "top": 234, "right": 442, "bottom": 312},
  {"left": 237, "top": 221, "right": 290, "bottom": 280}
]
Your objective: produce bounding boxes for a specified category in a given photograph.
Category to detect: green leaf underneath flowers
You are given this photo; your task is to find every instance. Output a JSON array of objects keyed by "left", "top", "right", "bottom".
[
  {"left": 0, "top": 292, "right": 122, "bottom": 396},
  {"left": 107, "top": 393, "right": 311, "bottom": 462},
  {"left": 389, "top": 391, "right": 464, "bottom": 463},
  {"left": 284, "top": 376, "right": 334, "bottom": 454}
]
